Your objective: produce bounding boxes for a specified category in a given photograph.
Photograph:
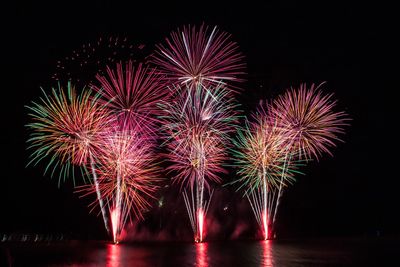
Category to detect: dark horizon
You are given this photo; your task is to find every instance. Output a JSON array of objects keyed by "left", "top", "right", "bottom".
[{"left": 2, "top": 1, "right": 394, "bottom": 241}]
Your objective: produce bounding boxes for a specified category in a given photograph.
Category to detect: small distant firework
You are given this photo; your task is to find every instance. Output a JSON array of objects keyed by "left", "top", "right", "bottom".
[
  {"left": 26, "top": 82, "right": 112, "bottom": 233},
  {"left": 92, "top": 61, "right": 168, "bottom": 133},
  {"left": 160, "top": 85, "right": 239, "bottom": 242},
  {"left": 52, "top": 36, "right": 148, "bottom": 87},
  {"left": 78, "top": 128, "right": 161, "bottom": 243},
  {"left": 151, "top": 24, "right": 246, "bottom": 91}
]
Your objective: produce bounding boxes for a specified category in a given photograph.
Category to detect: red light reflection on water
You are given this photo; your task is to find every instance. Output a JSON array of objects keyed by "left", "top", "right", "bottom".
[
  {"left": 196, "top": 242, "right": 208, "bottom": 267},
  {"left": 262, "top": 240, "right": 273, "bottom": 266},
  {"left": 107, "top": 243, "right": 120, "bottom": 267},
  {"left": 262, "top": 211, "right": 269, "bottom": 240},
  {"left": 111, "top": 209, "right": 119, "bottom": 243}
]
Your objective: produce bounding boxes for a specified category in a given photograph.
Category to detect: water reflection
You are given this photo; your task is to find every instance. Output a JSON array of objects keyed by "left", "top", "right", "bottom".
[
  {"left": 7, "top": 238, "right": 383, "bottom": 266},
  {"left": 261, "top": 240, "right": 274, "bottom": 266},
  {"left": 196, "top": 242, "right": 209, "bottom": 267},
  {"left": 106, "top": 243, "right": 121, "bottom": 267}
]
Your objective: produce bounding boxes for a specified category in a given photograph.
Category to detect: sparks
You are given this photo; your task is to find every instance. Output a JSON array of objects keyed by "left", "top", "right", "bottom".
[
  {"left": 160, "top": 84, "right": 239, "bottom": 242},
  {"left": 150, "top": 24, "right": 246, "bottom": 92},
  {"left": 198, "top": 209, "right": 205, "bottom": 242},
  {"left": 92, "top": 60, "right": 169, "bottom": 133},
  {"left": 26, "top": 82, "right": 112, "bottom": 234},
  {"left": 78, "top": 128, "right": 161, "bottom": 243},
  {"left": 231, "top": 83, "right": 349, "bottom": 239}
]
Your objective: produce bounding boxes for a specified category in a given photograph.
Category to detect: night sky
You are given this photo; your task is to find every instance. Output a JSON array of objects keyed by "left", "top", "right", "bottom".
[{"left": 1, "top": 1, "right": 394, "bottom": 240}]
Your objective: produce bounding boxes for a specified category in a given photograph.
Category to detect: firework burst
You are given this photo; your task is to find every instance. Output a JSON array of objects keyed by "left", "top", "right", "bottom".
[
  {"left": 160, "top": 84, "right": 239, "bottom": 242},
  {"left": 231, "top": 104, "right": 299, "bottom": 239},
  {"left": 78, "top": 127, "right": 161, "bottom": 243},
  {"left": 232, "top": 83, "right": 349, "bottom": 239},
  {"left": 26, "top": 82, "right": 113, "bottom": 233},
  {"left": 267, "top": 83, "right": 350, "bottom": 232},
  {"left": 271, "top": 83, "right": 349, "bottom": 160},
  {"left": 92, "top": 61, "right": 168, "bottom": 133},
  {"left": 151, "top": 24, "right": 246, "bottom": 91},
  {"left": 52, "top": 36, "right": 148, "bottom": 87}
]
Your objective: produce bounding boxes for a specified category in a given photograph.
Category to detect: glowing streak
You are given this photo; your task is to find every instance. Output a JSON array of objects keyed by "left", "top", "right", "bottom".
[
  {"left": 114, "top": 170, "right": 122, "bottom": 243},
  {"left": 89, "top": 152, "right": 110, "bottom": 234},
  {"left": 111, "top": 208, "right": 118, "bottom": 244},
  {"left": 160, "top": 84, "right": 239, "bottom": 242},
  {"left": 231, "top": 83, "right": 349, "bottom": 240},
  {"left": 198, "top": 209, "right": 204, "bottom": 242},
  {"left": 26, "top": 83, "right": 112, "bottom": 235}
]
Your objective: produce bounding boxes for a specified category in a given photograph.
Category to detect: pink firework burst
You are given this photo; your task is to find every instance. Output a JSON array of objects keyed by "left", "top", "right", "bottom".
[
  {"left": 161, "top": 86, "right": 239, "bottom": 190},
  {"left": 26, "top": 82, "right": 112, "bottom": 180},
  {"left": 150, "top": 24, "right": 246, "bottom": 92},
  {"left": 78, "top": 127, "right": 161, "bottom": 243},
  {"left": 92, "top": 60, "right": 169, "bottom": 132},
  {"left": 160, "top": 85, "right": 239, "bottom": 242}
]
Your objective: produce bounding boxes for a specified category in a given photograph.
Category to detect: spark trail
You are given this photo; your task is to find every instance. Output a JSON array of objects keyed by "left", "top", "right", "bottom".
[
  {"left": 26, "top": 83, "right": 112, "bottom": 233},
  {"left": 232, "top": 83, "right": 349, "bottom": 239},
  {"left": 160, "top": 85, "right": 239, "bottom": 242}
]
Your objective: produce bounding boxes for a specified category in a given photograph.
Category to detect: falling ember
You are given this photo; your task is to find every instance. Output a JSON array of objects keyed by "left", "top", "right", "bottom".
[
  {"left": 198, "top": 209, "right": 205, "bottom": 242},
  {"left": 263, "top": 210, "right": 269, "bottom": 240},
  {"left": 111, "top": 208, "right": 119, "bottom": 244}
]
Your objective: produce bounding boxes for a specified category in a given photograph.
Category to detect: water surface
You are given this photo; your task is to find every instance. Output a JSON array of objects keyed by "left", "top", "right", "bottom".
[{"left": 1, "top": 238, "right": 398, "bottom": 266}]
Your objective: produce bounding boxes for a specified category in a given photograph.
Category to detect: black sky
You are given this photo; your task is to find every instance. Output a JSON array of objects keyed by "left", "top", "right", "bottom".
[{"left": 1, "top": 1, "right": 395, "bottom": 240}]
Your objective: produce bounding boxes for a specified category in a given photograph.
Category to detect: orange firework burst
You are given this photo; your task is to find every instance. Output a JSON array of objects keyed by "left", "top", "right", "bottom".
[{"left": 271, "top": 83, "right": 350, "bottom": 160}]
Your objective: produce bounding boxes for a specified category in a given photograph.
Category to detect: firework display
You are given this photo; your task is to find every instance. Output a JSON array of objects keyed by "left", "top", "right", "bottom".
[
  {"left": 231, "top": 104, "right": 299, "bottom": 239},
  {"left": 160, "top": 85, "right": 240, "bottom": 242},
  {"left": 26, "top": 24, "right": 349, "bottom": 244},
  {"left": 26, "top": 83, "right": 113, "bottom": 233},
  {"left": 78, "top": 127, "right": 160, "bottom": 243},
  {"left": 231, "top": 83, "right": 349, "bottom": 239}
]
